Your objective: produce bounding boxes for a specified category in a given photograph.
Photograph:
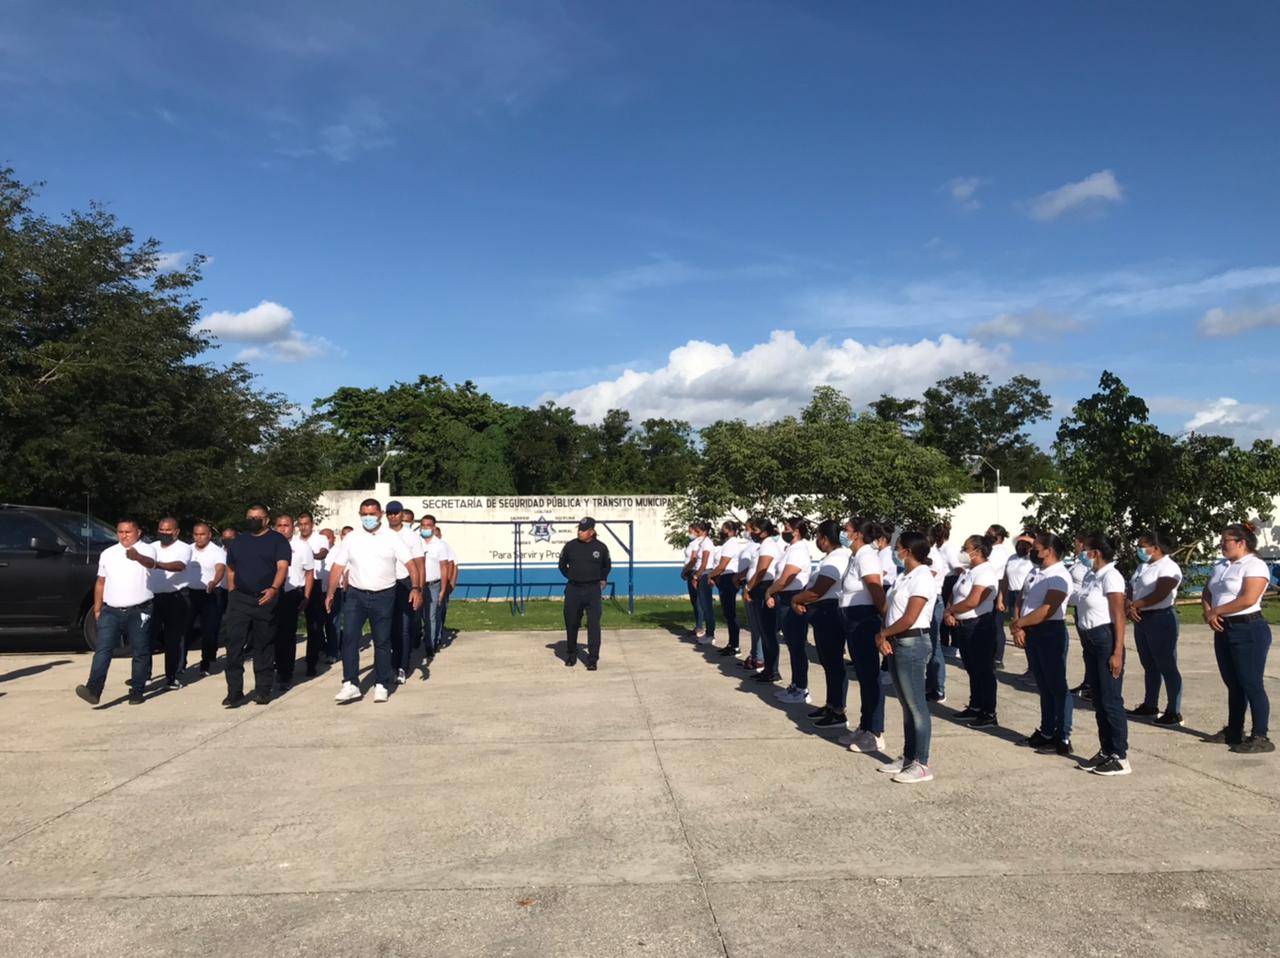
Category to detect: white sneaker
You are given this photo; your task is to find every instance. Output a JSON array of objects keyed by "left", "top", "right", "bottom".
[
  {"left": 892, "top": 761, "right": 934, "bottom": 784},
  {"left": 779, "top": 687, "right": 811, "bottom": 705},
  {"left": 335, "top": 682, "right": 362, "bottom": 703},
  {"left": 877, "top": 756, "right": 905, "bottom": 774},
  {"left": 373, "top": 684, "right": 389, "bottom": 703},
  {"left": 696, "top": 634, "right": 714, "bottom": 645},
  {"left": 847, "top": 729, "right": 887, "bottom": 753},
  {"left": 395, "top": 668, "right": 406, "bottom": 685},
  {"left": 774, "top": 684, "right": 797, "bottom": 700}
]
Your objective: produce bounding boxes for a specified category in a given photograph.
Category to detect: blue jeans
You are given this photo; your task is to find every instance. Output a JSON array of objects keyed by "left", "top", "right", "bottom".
[
  {"left": 697, "top": 575, "right": 716, "bottom": 637},
  {"left": 1025, "top": 620, "right": 1073, "bottom": 741},
  {"left": 778, "top": 599, "right": 810, "bottom": 690},
  {"left": 687, "top": 576, "right": 704, "bottom": 631},
  {"left": 391, "top": 577, "right": 414, "bottom": 673},
  {"left": 342, "top": 586, "right": 395, "bottom": 687},
  {"left": 752, "top": 585, "right": 778, "bottom": 675},
  {"left": 1214, "top": 617, "right": 1272, "bottom": 739},
  {"left": 957, "top": 612, "right": 998, "bottom": 714},
  {"left": 1080, "top": 624, "right": 1129, "bottom": 757},
  {"left": 87, "top": 602, "right": 154, "bottom": 696},
  {"left": 888, "top": 631, "right": 932, "bottom": 765},
  {"left": 996, "top": 589, "right": 1019, "bottom": 665},
  {"left": 1135, "top": 608, "right": 1181, "bottom": 712},
  {"left": 422, "top": 580, "right": 442, "bottom": 653},
  {"left": 811, "top": 601, "right": 847, "bottom": 710},
  {"left": 715, "top": 573, "right": 741, "bottom": 648},
  {"left": 843, "top": 605, "right": 885, "bottom": 734},
  {"left": 742, "top": 587, "right": 763, "bottom": 661},
  {"left": 325, "top": 587, "right": 343, "bottom": 659},
  {"left": 926, "top": 598, "right": 946, "bottom": 697}
]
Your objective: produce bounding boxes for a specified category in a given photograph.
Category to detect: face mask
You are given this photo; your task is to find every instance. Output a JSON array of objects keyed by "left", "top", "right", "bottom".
[
  {"left": 158, "top": 534, "right": 175, "bottom": 546},
  {"left": 839, "top": 531, "right": 851, "bottom": 548},
  {"left": 781, "top": 532, "right": 794, "bottom": 544},
  {"left": 360, "top": 516, "right": 380, "bottom": 531},
  {"left": 894, "top": 553, "right": 906, "bottom": 570},
  {"left": 1077, "top": 550, "right": 1092, "bottom": 567},
  {"left": 420, "top": 528, "right": 434, "bottom": 539},
  {"left": 1029, "top": 551, "right": 1044, "bottom": 568},
  {"left": 1015, "top": 541, "right": 1031, "bottom": 557},
  {"left": 1136, "top": 547, "right": 1151, "bottom": 563},
  {"left": 242, "top": 517, "right": 265, "bottom": 533}
]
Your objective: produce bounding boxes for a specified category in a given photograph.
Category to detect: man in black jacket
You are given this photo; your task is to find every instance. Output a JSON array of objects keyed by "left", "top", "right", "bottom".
[{"left": 558, "top": 517, "right": 611, "bottom": 670}]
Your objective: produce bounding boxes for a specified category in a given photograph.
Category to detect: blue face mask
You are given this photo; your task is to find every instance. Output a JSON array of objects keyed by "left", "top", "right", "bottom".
[
  {"left": 893, "top": 553, "right": 905, "bottom": 571},
  {"left": 839, "top": 531, "right": 851, "bottom": 548},
  {"left": 1078, "top": 550, "right": 1091, "bottom": 566},
  {"left": 1136, "top": 547, "right": 1151, "bottom": 563},
  {"left": 420, "top": 528, "right": 434, "bottom": 539},
  {"left": 361, "top": 516, "right": 380, "bottom": 531}
]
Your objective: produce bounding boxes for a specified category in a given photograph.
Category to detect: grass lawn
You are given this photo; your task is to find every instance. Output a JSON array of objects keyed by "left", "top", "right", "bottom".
[{"left": 441, "top": 596, "right": 1280, "bottom": 632}]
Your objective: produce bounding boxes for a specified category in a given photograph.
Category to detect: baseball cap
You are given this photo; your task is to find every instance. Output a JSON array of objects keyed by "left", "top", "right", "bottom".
[
  {"left": 578, "top": 517, "right": 596, "bottom": 530},
  {"left": 385, "top": 500, "right": 404, "bottom": 514}
]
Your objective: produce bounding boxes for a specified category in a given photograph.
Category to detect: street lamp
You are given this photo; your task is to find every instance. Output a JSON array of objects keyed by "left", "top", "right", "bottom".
[
  {"left": 964, "top": 454, "right": 1001, "bottom": 492},
  {"left": 376, "top": 448, "right": 401, "bottom": 485}
]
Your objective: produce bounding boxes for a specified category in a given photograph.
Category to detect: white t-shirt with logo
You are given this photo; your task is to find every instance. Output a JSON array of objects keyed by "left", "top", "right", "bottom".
[
  {"left": 1131, "top": 556, "right": 1182, "bottom": 610},
  {"left": 841, "top": 543, "right": 883, "bottom": 608},
  {"left": 1077, "top": 562, "right": 1126, "bottom": 630},
  {"left": 756, "top": 536, "right": 784, "bottom": 583},
  {"left": 148, "top": 540, "right": 193, "bottom": 594},
  {"left": 1020, "top": 561, "right": 1073, "bottom": 622},
  {"left": 98, "top": 541, "right": 158, "bottom": 608},
  {"left": 191, "top": 543, "right": 227, "bottom": 589},
  {"left": 812, "top": 546, "right": 851, "bottom": 602},
  {"left": 952, "top": 561, "right": 998, "bottom": 619},
  {"left": 283, "top": 537, "right": 316, "bottom": 592},
  {"left": 328, "top": 526, "right": 413, "bottom": 592},
  {"left": 884, "top": 564, "right": 938, "bottom": 631},
  {"left": 1206, "top": 555, "right": 1271, "bottom": 614},
  {"left": 777, "top": 539, "right": 813, "bottom": 592}
]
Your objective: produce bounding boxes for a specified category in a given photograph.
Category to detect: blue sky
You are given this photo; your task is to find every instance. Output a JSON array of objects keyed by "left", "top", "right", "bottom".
[{"left": 4, "top": 1, "right": 1280, "bottom": 445}]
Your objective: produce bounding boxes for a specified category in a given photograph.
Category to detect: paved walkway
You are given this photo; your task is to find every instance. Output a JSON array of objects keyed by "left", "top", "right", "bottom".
[{"left": 1, "top": 624, "right": 1277, "bottom": 956}]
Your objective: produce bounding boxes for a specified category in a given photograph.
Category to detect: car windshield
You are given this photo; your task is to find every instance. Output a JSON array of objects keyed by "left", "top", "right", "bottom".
[{"left": 43, "top": 513, "right": 118, "bottom": 550}]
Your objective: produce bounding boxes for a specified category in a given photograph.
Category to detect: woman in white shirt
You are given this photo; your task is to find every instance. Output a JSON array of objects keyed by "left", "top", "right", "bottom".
[
  {"left": 1126, "top": 530, "right": 1184, "bottom": 725},
  {"left": 877, "top": 526, "right": 898, "bottom": 590},
  {"left": 791, "top": 520, "right": 853, "bottom": 729},
  {"left": 943, "top": 534, "right": 999, "bottom": 728},
  {"left": 765, "top": 517, "right": 814, "bottom": 705},
  {"left": 926, "top": 524, "right": 951, "bottom": 704},
  {"left": 1009, "top": 532, "right": 1074, "bottom": 755},
  {"left": 875, "top": 531, "right": 939, "bottom": 784},
  {"left": 1202, "top": 522, "right": 1274, "bottom": 753},
  {"left": 736, "top": 520, "right": 763, "bottom": 672},
  {"left": 745, "top": 519, "right": 784, "bottom": 685},
  {"left": 1067, "top": 533, "right": 1092, "bottom": 701},
  {"left": 705, "top": 521, "right": 745, "bottom": 655},
  {"left": 680, "top": 524, "right": 706, "bottom": 636},
  {"left": 1073, "top": 533, "right": 1131, "bottom": 776},
  {"left": 838, "top": 519, "right": 889, "bottom": 754},
  {"left": 999, "top": 535, "right": 1035, "bottom": 668},
  {"left": 686, "top": 522, "right": 716, "bottom": 640}
]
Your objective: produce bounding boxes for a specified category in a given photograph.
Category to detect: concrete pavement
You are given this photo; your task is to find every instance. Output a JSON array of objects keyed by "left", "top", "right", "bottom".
[{"left": 0, "top": 624, "right": 1277, "bottom": 956}]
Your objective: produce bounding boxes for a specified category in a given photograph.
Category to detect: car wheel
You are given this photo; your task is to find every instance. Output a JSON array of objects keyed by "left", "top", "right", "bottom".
[{"left": 82, "top": 609, "right": 131, "bottom": 657}]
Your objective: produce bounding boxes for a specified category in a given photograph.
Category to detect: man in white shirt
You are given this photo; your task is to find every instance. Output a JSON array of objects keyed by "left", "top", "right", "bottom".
[
  {"left": 272, "top": 515, "right": 315, "bottom": 692},
  {"left": 437, "top": 525, "right": 458, "bottom": 648},
  {"left": 326, "top": 498, "right": 420, "bottom": 704},
  {"left": 149, "top": 516, "right": 195, "bottom": 691},
  {"left": 75, "top": 519, "right": 160, "bottom": 707},
  {"left": 186, "top": 522, "right": 227, "bottom": 677},
  {"left": 296, "top": 511, "right": 331, "bottom": 677},
  {"left": 384, "top": 501, "right": 427, "bottom": 684},
  {"left": 419, "top": 514, "right": 451, "bottom": 657},
  {"left": 320, "top": 527, "right": 341, "bottom": 663}
]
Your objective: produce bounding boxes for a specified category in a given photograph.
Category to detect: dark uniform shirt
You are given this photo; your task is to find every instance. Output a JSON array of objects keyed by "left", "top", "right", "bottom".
[
  {"left": 226, "top": 530, "right": 292, "bottom": 595},
  {"left": 559, "top": 537, "right": 612, "bottom": 584}
]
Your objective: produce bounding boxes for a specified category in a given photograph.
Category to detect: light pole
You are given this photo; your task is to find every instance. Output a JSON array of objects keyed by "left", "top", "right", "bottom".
[
  {"left": 966, "top": 455, "right": 1002, "bottom": 522},
  {"left": 376, "top": 448, "right": 400, "bottom": 485}
]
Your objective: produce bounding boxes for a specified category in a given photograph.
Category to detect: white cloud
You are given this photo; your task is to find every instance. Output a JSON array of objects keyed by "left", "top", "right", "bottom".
[
  {"left": 1197, "top": 303, "right": 1280, "bottom": 338},
  {"left": 199, "top": 300, "right": 333, "bottom": 363},
  {"left": 972, "top": 309, "right": 1081, "bottom": 340},
  {"left": 563, "top": 257, "right": 789, "bottom": 315},
  {"left": 152, "top": 250, "right": 188, "bottom": 271},
  {"left": 544, "top": 330, "right": 1007, "bottom": 426},
  {"left": 1184, "top": 397, "right": 1280, "bottom": 442},
  {"left": 1027, "top": 169, "right": 1124, "bottom": 222},
  {"left": 944, "top": 176, "right": 985, "bottom": 212}
]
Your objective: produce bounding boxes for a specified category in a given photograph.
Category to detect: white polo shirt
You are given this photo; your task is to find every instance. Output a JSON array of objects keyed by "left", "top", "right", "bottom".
[
  {"left": 1005, "top": 555, "right": 1034, "bottom": 592},
  {"left": 1067, "top": 559, "right": 1089, "bottom": 607},
  {"left": 1020, "top": 561, "right": 1072, "bottom": 621},
  {"left": 738, "top": 539, "right": 759, "bottom": 576},
  {"left": 387, "top": 524, "right": 424, "bottom": 581},
  {"left": 423, "top": 534, "right": 449, "bottom": 583},
  {"left": 841, "top": 543, "right": 883, "bottom": 608},
  {"left": 1076, "top": 562, "right": 1126, "bottom": 630},
  {"left": 776, "top": 539, "right": 813, "bottom": 592},
  {"left": 328, "top": 525, "right": 413, "bottom": 592},
  {"left": 884, "top": 564, "right": 938, "bottom": 631},
  {"left": 282, "top": 537, "right": 316, "bottom": 592},
  {"left": 878, "top": 546, "right": 898, "bottom": 588},
  {"left": 191, "top": 542, "right": 227, "bottom": 589},
  {"left": 148, "top": 540, "right": 193, "bottom": 594},
  {"left": 988, "top": 541, "right": 1013, "bottom": 579},
  {"left": 302, "top": 532, "right": 330, "bottom": 584},
  {"left": 755, "top": 536, "right": 784, "bottom": 583},
  {"left": 718, "top": 536, "right": 744, "bottom": 576},
  {"left": 1206, "top": 555, "right": 1271, "bottom": 614},
  {"left": 98, "top": 541, "right": 158, "bottom": 608},
  {"left": 952, "top": 561, "right": 998, "bottom": 619},
  {"left": 812, "top": 546, "right": 851, "bottom": 602},
  {"left": 694, "top": 535, "right": 714, "bottom": 574},
  {"left": 1131, "top": 556, "right": 1182, "bottom": 610}
]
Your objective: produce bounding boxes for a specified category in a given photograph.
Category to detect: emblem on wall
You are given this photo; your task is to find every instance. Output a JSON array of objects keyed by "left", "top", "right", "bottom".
[{"left": 530, "top": 517, "right": 554, "bottom": 542}]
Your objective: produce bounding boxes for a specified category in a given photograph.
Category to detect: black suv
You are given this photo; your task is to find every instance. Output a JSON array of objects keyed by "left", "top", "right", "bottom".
[{"left": 0, "top": 503, "right": 118, "bottom": 651}]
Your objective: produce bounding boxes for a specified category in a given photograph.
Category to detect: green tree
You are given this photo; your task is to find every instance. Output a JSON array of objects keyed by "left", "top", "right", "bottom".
[{"left": 635, "top": 418, "right": 698, "bottom": 492}]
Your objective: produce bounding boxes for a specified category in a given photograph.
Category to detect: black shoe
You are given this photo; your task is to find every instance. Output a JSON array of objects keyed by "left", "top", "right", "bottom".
[
  {"left": 165, "top": 677, "right": 183, "bottom": 691},
  {"left": 1153, "top": 711, "right": 1184, "bottom": 726},
  {"left": 807, "top": 706, "right": 828, "bottom": 720},
  {"left": 199, "top": 665, "right": 212, "bottom": 678},
  {"left": 1203, "top": 726, "right": 1241, "bottom": 745},
  {"left": 1127, "top": 703, "right": 1159, "bottom": 717},
  {"left": 718, "top": 645, "right": 739, "bottom": 656},
  {"left": 1035, "top": 738, "right": 1071, "bottom": 756},
  {"left": 276, "top": 683, "right": 291, "bottom": 694},
  {"left": 586, "top": 661, "right": 598, "bottom": 671},
  {"left": 251, "top": 690, "right": 271, "bottom": 705},
  {"left": 813, "top": 711, "right": 848, "bottom": 728},
  {"left": 1090, "top": 755, "right": 1132, "bottom": 776},
  {"left": 75, "top": 684, "right": 101, "bottom": 705},
  {"left": 305, "top": 665, "right": 318, "bottom": 678},
  {"left": 754, "top": 671, "right": 781, "bottom": 683},
  {"left": 1231, "top": 735, "right": 1276, "bottom": 754},
  {"left": 955, "top": 707, "right": 981, "bottom": 720},
  {"left": 221, "top": 693, "right": 244, "bottom": 708},
  {"left": 128, "top": 691, "right": 145, "bottom": 705},
  {"left": 1017, "top": 729, "right": 1052, "bottom": 748},
  {"left": 565, "top": 654, "right": 577, "bottom": 667},
  {"left": 969, "top": 713, "right": 997, "bottom": 729},
  {"left": 1075, "top": 749, "right": 1109, "bottom": 771}
]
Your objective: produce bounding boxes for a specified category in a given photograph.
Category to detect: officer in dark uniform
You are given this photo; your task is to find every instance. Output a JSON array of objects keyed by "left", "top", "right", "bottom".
[{"left": 558, "top": 517, "right": 611, "bottom": 670}]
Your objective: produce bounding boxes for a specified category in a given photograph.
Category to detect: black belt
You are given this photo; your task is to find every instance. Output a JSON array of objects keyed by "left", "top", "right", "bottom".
[
  {"left": 569, "top": 580, "right": 601, "bottom": 586},
  {"left": 894, "top": 628, "right": 927, "bottom": 638},
  {"left": 809, "top": 599, "right": 838, "bottom": 608},
  {"left": 105, "top": 601, "right": 153, "bottom": 613},
  {"left": 1224, "top": 612, "right": 1263, "bottom": 625}
]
